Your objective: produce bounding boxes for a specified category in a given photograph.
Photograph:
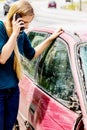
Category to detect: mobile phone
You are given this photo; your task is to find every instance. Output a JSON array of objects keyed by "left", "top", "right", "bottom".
[{"left": 15, "top": 14, "right": 25, "bottom": 31}]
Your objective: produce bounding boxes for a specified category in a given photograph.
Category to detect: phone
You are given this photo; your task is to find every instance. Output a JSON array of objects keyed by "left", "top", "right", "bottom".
[{"left": 15, "top": 14, "right": 25, "bottom": 31}]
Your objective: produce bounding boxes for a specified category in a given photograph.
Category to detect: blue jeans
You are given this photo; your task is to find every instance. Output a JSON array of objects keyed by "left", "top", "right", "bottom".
[{"left": 0, "top": 86, "right": 20, "bottom": 130}]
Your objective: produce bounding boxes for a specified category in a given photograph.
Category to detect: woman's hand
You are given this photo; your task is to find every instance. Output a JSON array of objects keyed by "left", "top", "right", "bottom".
[
  {"left": 34, "top": 28, "right": 64, "bottom": 58},
  {"left": 12, "top": 14, "right": 24, "bottom": 36},
  {"left": 49, "top": 28, "right": 64, "bottom": 41}
]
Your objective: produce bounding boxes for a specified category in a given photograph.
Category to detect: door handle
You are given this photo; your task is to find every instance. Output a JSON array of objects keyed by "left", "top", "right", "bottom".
[{"left": 29, "top": 103, "right": 36, "bottom": 115}]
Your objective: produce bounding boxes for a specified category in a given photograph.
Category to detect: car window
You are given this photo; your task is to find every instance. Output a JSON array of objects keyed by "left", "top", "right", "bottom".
[
  {"left": 21, "top": 31, "right": 47, "bottom": 78},
  {"left": 78, "top": 45, "right": 87, "bottom": 86},
  {"left": 29, "top": 32, "right": 46, "bottom": 47},
  {"left": 77, "top": 43, "right": 87, "bottom": 104},
  {"left": 37, "top": 38, "right": 76, "bottom": 107}
]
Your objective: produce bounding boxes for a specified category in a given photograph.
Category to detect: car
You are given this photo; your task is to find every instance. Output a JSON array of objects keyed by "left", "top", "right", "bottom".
[
  {"left": 3, "top": 0, "right": 18, "bottom": 15},
  {"left": 13, "top": 27, "right": 87, "bottom": 130},
  {"left": 48, "top": 1, "right": 57, "bottom": 8}
]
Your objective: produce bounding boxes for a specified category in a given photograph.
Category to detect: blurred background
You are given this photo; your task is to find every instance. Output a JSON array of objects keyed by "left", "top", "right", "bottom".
[{"left": 0, "top": 0, "right": 87, "bottom": 31}]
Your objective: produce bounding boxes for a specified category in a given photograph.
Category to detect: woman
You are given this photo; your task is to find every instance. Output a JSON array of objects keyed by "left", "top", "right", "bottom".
[{"left": 0, "top": 0, "right": 63, "bottom": 130}]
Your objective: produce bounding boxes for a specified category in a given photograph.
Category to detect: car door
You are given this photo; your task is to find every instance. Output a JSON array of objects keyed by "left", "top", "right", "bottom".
[
  {"left": 18, "top": 30, "right": 81, "bottom": 130},
  {"left": 18, "top": 31, "right": 48, "bottom": 130},
  {"left": 30, "top": 36, "right": 79, "bottom": 130}
]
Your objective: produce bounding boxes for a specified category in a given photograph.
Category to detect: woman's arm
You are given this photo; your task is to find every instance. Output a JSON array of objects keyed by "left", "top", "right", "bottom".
[
  {"left": 0, "top": 14, "right": 24, "bottom": 64},
  {"left": 34, "top": 28, "right": 63, "bottom": 58},
  {"left": 0, "top": 33, "right": 18, "bottom": 64}
]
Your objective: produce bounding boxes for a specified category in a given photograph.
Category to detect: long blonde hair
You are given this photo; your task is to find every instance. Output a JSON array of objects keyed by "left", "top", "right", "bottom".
[{"left": 5, "top": 0, "right": 34, "bottom": 80}]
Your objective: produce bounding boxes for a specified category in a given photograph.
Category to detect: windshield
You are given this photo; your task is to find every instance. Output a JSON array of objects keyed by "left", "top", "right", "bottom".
[{"left": 77, "top": 43, "right": 87, "bottom": 109}]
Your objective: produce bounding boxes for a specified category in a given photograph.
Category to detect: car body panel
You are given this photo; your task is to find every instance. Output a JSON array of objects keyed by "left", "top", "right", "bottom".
[
  {"left": 19, "top": 75, "right": 78, "bottom": 130},
  {"left": 48, "top": 1, "right": 57, "bottom": 8}
]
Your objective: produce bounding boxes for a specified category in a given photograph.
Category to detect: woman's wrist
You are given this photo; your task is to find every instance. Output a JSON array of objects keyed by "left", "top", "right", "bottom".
[
  {"left": 11, "top": 32, "right": 18, "bottom": 39},
  {"left": 47, "top": 36, "right": 53, "bottom": 43}
]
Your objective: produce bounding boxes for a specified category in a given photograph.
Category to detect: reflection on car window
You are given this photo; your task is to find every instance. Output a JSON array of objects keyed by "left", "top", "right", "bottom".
[
  {"left": 21, "top": 31, "right": 47, "bottom": 78},
  {"left": 29, "top": 32, "right": 47, "bottom": 47},
  {"left": 37, "top": 38, "right": 74, "bottom": 105}
]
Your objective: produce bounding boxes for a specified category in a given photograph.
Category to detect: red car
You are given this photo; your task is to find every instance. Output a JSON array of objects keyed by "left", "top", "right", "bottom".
[
  {"left": 48, "top": 1, "right": 57, "bottom": 8},
  {"left": 14, "top": 27, "right": 87, "bottom": 130}
]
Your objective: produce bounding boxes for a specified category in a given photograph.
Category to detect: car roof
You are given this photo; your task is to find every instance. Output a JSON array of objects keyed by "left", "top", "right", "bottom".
[
  {"left": 28, "top": 26, "right": 81, "bottom": 47},
  {"left": 29, "top": 24, "right": 87, "bottom": 36}
]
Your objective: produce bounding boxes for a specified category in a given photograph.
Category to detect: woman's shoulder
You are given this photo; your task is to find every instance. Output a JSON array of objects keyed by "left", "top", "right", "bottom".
[
  {"left": 0, "top": 20, "right": 6, "bottom": 31},
  {"left": 0, "top": 20, "right": 4, "bottom": 26},
  {"left": 0, "top": 20, "right": 8, "bottom": 40}
]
